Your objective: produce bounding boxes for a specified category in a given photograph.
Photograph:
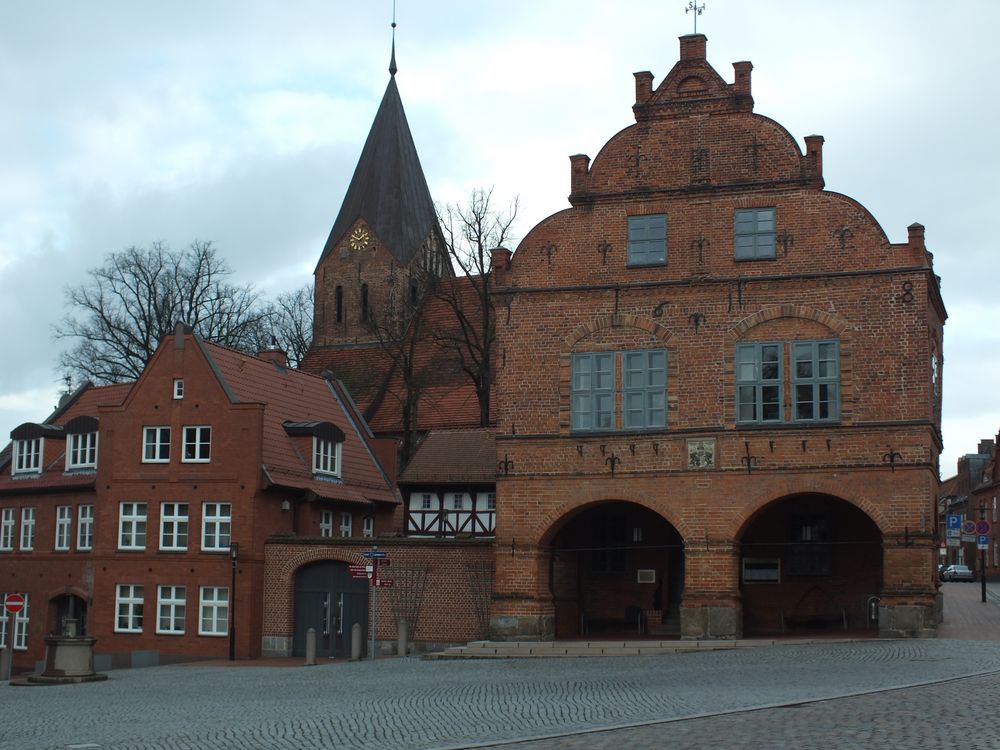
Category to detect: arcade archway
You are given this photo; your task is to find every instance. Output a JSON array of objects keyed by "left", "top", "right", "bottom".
[
  {"left": 547, "top": 501, "right": 683, "bottom": 638},
  {"left": 738, "top": 493, "right": 882, "bottom": 635}
]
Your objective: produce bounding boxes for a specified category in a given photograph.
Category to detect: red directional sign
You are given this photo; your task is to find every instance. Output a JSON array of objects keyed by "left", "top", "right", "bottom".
[
  {"left": 4, "top": 593, "right": 25, "bottom": 614},
  {"left": 348, "top": 565, "right": 369, "bottom": 580},
  {"left": 374, "top": 579, "right": 394, "bottom": 588}
]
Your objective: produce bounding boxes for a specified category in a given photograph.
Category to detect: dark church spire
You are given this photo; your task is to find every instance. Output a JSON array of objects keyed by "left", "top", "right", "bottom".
[{"left": 389, "top": 3, "right": 398, "bottom": 76}]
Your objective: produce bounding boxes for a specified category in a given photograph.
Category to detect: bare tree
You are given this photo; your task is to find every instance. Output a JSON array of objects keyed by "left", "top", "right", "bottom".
[
  {"left": 54, "top": 241, "right": 269, "bottom": 383},
  {"left": 248, "top": 284, "right": 315, "bottom": 369},
  {"left": 436, "top": 188, "right": 519, "bottom": 426}
]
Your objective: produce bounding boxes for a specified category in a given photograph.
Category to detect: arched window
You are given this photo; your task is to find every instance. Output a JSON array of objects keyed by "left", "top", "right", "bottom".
[
  {"left": 335, "top": 286, "right": 343, "bottom": 323},
  {"left": 360, "top": 284, "right": 369, "bottom": 322}
]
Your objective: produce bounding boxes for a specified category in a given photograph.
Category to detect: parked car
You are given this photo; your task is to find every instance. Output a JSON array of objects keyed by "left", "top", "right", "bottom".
[{"left": 941, "top": 564, "right": 976, "bottom": 582}]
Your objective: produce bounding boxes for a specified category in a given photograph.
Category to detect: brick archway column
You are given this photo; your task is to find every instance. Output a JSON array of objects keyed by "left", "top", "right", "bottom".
[
  {"left": 878, "top": 533, "right": 939, "bottom": 637},
  {"left": 680, "top": 540, "right": 743, "bottom": 639},
  {"left": 489, "top": 542, "right": 555, "bottom": 640}
]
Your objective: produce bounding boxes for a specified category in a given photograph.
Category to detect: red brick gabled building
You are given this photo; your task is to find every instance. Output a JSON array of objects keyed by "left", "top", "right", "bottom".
[
  {"left": 0, "top": 324, "right": 400, "bottom": 671},
  {"left": 488, "top": 34, "right": 945, "bottom": 639}
]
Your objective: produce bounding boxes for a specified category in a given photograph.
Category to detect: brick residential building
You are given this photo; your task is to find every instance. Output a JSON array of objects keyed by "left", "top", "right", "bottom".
[{"left": 487, "top": 34, "right": 946, "bottom": 640}]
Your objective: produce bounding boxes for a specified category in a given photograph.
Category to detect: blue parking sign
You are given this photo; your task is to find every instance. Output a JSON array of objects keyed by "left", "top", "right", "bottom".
[{"left": 947, "top": 514, "right": 961, "bottom": 530}]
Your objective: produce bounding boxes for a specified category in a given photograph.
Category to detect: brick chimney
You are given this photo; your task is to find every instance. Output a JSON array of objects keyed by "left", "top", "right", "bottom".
[
  {"left": 634, "top": 71, "right": 654, "bottom": 105},
  {"left": 907, "top": 223, "right": 926, "bottom": 252},
  {"left": 258, "top": 347, "right": 289, "bottom": 368},
  {"left": 679, "top": 34, "right": 706, "bottom": 62},
  {"left": 979, "top": 439, "right": 995, "bottom": 456},
  {"left": 490, "top": 246, "right": 512, "bottom": 274},
  {"left": 569, "top": 153, "right": 591, "bottom": 194},
  {"left": 804, "top": 135, "right": 825, "bottom": 181}
]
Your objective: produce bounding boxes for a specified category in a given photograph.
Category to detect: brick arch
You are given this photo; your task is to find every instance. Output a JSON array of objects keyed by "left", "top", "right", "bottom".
[
  {"left": 43, "top": 585, "right": 92, "bottom": 605},
  {"left": 564, "top": 313, "right": 673, "bottom": 350},
  {"left": 263, "top": 545, "right": 365, "bottom": 638},
  {"left": 537, "top": 495, "right": 688, "bottom": 547},
  {"left": 726, "top": 304, "right": 850, "bottom": 342},
  {"left": 730, "top": 482, "right": 889, "bottom": 542}
]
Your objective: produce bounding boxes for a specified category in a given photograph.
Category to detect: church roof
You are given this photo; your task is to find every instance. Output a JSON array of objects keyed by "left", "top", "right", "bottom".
[{"left": 316, "top": 71, "right": 439, "bottom": 269}]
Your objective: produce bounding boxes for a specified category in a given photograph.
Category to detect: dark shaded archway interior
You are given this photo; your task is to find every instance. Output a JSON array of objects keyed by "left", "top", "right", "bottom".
[
  {"left": 549, "top": 501, "right": 683, "bottom": 638},
  {"left": 293, "top": 561, "right": 369, "bottom": 657},
  {"left": 739, "top": 494, "right": 883, "bottom": 635}
]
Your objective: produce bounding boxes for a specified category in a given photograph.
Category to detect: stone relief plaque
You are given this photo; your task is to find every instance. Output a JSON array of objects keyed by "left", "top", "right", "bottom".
[{"left": 687, "top": 438, "right": 715, "bottom": 469}]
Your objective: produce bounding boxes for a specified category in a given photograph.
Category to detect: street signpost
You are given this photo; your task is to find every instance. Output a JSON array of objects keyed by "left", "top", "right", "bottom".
[
  {"left": 947, "top": 514, "right": 961, "bottom": 530},
  {"left": 348, "top": 565, "right": 369, "bottom": 580},
  {"left": 374, "top": 579, "right": 394, "bottom": 588},
  {"left": 977, "top": 520, "right": 991, "bottom": 535},
  {"left": 978, "top": 534, "right": 989, "bottom": 551},
  {"left": 3, "top": 594, "right": 24, "bottom": 615}
]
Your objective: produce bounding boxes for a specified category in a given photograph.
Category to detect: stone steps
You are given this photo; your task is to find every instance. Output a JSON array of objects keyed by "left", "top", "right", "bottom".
[{"left": 424, "top": 637, "right": 855, "bottom": 659}]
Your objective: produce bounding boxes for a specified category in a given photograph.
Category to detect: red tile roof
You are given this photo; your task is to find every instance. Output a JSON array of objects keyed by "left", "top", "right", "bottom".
[
  {"left": 199, "top": 340, "right": 398, "bottom": 506},
  {"left": 398, "top": 428, "right": 497, "bottom": 484}
]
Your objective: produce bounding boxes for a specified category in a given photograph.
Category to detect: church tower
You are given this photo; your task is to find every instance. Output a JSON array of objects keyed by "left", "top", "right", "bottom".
[{"left": 311, "top": 39, "right": 446, "bottom": 354}]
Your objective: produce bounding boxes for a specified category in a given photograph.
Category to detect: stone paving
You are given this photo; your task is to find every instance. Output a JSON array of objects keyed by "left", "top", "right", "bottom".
[
  {"left": 5, "top": 584, "right": 1000, "bottom": 750},
  {"left": 4, "top": 638, "right": 1000, "bottom": 750}
]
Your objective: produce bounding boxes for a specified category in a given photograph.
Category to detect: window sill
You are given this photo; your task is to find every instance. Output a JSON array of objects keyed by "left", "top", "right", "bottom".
[
  {"left": 570, "top": 427, "right": 667, "bottom": 437},
  {"left": 625, "top": 262, "right": 667, "bottom": 269},
  {"left": 736, "top": 421, "right": 841, "bottom": 430},
  {"left": 734, "top": 255, "right": 777, "bottom": 262}
]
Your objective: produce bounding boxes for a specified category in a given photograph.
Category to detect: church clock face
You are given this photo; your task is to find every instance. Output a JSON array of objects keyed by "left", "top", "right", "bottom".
[{"left": 349, "top": 227, "right": 370, "bottom": 251}]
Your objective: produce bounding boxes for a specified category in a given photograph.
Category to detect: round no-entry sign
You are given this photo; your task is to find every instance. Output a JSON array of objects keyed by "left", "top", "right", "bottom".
[{"left": 4, "top": 593, "right": 24, "bottom": 614}]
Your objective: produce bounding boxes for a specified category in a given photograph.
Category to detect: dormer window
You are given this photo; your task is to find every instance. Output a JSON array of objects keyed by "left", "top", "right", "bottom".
[
  {"left": 67, "top": 433, "right": 98, "bottom": 470},
  {"left": 313, "top": 438, "right": 341, "bottom": 477},
  {"left": 173, "top": 379, "right": 184, "bottom": 399},
  {"left": 283, "top": 421, "right": 346, "bottom": 480},
  {"left": 12, "top": 439, "right": 41, "bottom": 475}
]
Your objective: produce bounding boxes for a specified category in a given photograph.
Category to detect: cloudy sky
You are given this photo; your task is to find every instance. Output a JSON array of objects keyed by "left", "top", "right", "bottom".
[{"left": 2, "top": 1, "right": 997, "bottom": 476}]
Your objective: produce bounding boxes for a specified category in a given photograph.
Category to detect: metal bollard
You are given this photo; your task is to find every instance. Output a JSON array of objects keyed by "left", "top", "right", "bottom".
[
  {"left": 305, "top": 627, "right": 316, "bottom": 666},
  {"left": 350, "top": 623, "right": 362, "bottom": 661},
  {"left": 0, "top": 646, "right": 9, "bottom": 682},
  {"left": 397, "top": 618, "right": 409, "bottom": 657}
]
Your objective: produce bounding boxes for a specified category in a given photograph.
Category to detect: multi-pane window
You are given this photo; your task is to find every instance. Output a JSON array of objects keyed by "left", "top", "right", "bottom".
[
  {"left": 363, "top": 516, "right": 374, "bottom": 538},
  {"left": 157, "top": 585, "right": 186, "bottom": 635},
  {"left": 173, "top": 379, "right": 184, "bottom": 399},
  {"left": 313, "top": 438, "right": 341, "bottom": 477},
  {"left": 622, "top": 350, "right": 667, "bottom": 429},
  {"left": 12, "top": 438, "right": 41, "bottom": 474},
  {"left": 486, "top": 493, "right": 497, "bottom": 511},
  {"left": 77, "top": 505, "right": 94, "bottom": 551},
  {"left": 736, "top": 340, "right": 841, "bottom": 425},
  {"left": 67, "top": 432, "right": 98, "bottom": 470},
  {"left": 143, "top": 427, "right": 171, "bottom": 463},
  {"left": 734, "top": 207, "right": 776, "bottom": 259},
  {"left": 12, "top": 593, "right": 29, "bottom": 649},
  {"left": 1, "top": 509, "right": 15, "bottom": 550},
  {"left": 118, "top": 502, "right": 147, "bottom": 550},
  {"left": 160, "top": 503, "right": 189, "bottom": 551},
  {"left": 339, "top": 512, "right": 352, "bottom": 538},
  {"left": 420, "top": 493, "right": 434, "bottom": 510},
  {"left": 791, "top": 341, "right": 840, "bottom": 422},
  {"left": 571, "top": 350, "right": 667, "bottom": 432},
  {"left": 55, "top": 506, "right": 72, "bottom": 550},
  {"left": 199, "top": 586, "right": 229, "bottom": 636},
  {"left": 202, "top": 503, "right": 231, "bottom": 551},
  {"left": 736, "top": 343, "right": 783, "bottom": 424},
  {"left": 320, "top": 510, "right": 334, "bottom": 538},
  {"left": 571, "top": 353, "right": 614, "bottom": 432},
  {"left": 19, "top": 507, "right": 35, "bottom": 550},
  {"left": 182, "top": 426, "right": 211, "bottom": 463},
  {"left": 115, "top": 584, "right": 144, "bottom": 633},
  {"left": 788, "top": 515, "right": 831, "bottom": 576},
  {"left": 627, "top": 215, "right": 667, "bottom": 266}
]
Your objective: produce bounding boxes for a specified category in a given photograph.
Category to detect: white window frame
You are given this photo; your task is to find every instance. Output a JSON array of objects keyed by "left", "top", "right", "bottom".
[
  {"left": 319, "top": 510, "right": 334, "bottom": 538},
  {"left": 312, "top": 438, "right": 342, "bottom": 477},
  {"left": 363, "top": 516, "right": 374, "bottom": 538},
  {"left": 66, "top": 432, "right": 98, "bottom": 470},
  {"left": 199, "top": 586, "right": 229, "bottom": 636},
  {"left": 142, "top": 426, "right": 171, "bottom": 463},
  {"left": 182, "top": 426, "right": 212, "bottom": 463},
  {"left": 156, "top": 585, "right": 186, "bottom": 635},
  {"left": 12, "top": 438, "right": 42, "bottom": 475},
  {"left": 115, "top": 584, "right": 144, "bottom": 633},
  {"left": 19, "top": 507, "right": 35, "bottom": 551},
  {"left": 118, "top": 502, "right": 147, "bottom": 550},
  {"left": 160, "top": 502, "right": 189, "bottom": 551},
  {"left": 173, "top": 379, "right": 184, "bottom": 399},
  {"left": 55, "top": 505, "right": 72, "bottom": 551},
  {"left": 77, "top": 505, "right": 94, "bottom": 551},
  {"left": 339, "top": 512, "right": 352, "bottom": 538},
  {"left": 12, "top": 593, "right": 29, "bottom": 650},
  {"left": 0, "top": 509, "right": 15, "bottom": 550},
  {"left": 201, "top": 502, "right": 231, "bottom": 551}
]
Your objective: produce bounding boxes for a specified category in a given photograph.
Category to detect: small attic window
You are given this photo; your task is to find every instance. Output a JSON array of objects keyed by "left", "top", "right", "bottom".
[{"left": 173, "top": 379, "right": 184, "bottom": 399}]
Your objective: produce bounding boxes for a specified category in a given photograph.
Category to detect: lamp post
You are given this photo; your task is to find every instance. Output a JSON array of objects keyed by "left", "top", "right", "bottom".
[
  {"left": 980, "top": 505, "right": 987, "bottom": 604},
  {"left": 229, "top": 542, "right": 239, "bottom": 661}
]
